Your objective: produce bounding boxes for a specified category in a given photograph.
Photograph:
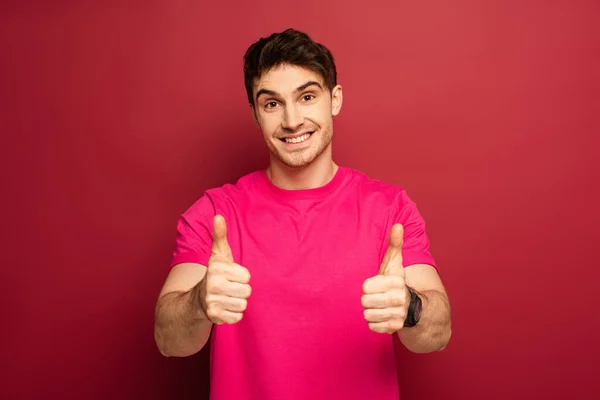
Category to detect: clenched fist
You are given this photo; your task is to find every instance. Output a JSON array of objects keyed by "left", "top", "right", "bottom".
[
  {"left": 361, "top": 224, "right": 411, "bottom": 334},
  {"left": 199, "top": 214, "right": 252, "bottom": 325}
]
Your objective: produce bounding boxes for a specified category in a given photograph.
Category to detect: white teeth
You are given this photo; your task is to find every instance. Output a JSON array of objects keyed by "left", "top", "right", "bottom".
[{"left": 284, "top": 133, "right": 311, "bottom": 143}]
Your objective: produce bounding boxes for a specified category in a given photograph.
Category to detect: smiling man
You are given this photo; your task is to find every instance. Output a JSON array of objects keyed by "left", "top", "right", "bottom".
[{"left": 154, "top": 28, "right": 452, "bottom": 400}]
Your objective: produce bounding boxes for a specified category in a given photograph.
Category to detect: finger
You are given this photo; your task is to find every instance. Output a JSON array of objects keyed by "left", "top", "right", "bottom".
[
  {"left": 361, "top": 292, "right": 405, "bottom": 309},
  {"left": 219, "top": 296, "right": 248, "bottom": 313},
  {"left": 378, "top": 224, "right": 405, "bottom": 277},
  {"left": 364, "top": 307, "right": 405, "bottom": 323},
  {"left": 211, "top": 310, "right": 244, "bottom": 325},
  {"left": 362, "top": 275, "right": 403, "bottom": 294},
  {"left": 225, "top": 281, "right": 252, "bottom": 299},
  {"left": 378, "top": 223, "right": 403, "bottom": 275},
  {"left": 211, "top": 214, "right": 234, "bottom": 263},
  {"left": 227, "top": 263, "right": 251, "bottom": 284},
  {"left": 368, "top": 320, "right": 404, "bottom": 334},
  {"left": 362, "top": 275, "right": 388, "bottom": 294}
]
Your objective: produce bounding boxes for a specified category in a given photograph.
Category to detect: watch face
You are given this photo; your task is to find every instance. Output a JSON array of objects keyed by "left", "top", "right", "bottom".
[{"left": 414, "top": 298, "right": 423, "bottom": 322}]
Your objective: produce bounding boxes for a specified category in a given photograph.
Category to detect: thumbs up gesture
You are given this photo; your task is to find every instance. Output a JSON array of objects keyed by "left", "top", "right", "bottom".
[
  {"left": 199, "top": 215, "right": 252, "bottom": 324},
  {"left": 361, "top": 224, "right": 411, "bottom": 334}
]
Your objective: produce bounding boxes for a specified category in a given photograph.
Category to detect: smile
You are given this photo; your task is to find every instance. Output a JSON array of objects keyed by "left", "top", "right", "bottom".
[{"left": 280, "top": 132, "right": 313, "bottom": 144}]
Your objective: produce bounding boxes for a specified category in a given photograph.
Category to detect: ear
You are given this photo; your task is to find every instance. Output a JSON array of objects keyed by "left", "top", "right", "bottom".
[
  {"left": 330, "top": 85, "right": 343, "bottom": 117},
  {"left": 250, "top": 103, "right": 259, "bottom": 126}
]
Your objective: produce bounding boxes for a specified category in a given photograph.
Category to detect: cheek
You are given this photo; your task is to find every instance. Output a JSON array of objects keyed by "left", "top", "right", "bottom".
[
  {"left": 259, "top": 114, "right": 281, "bottom": 135},
  {"left": 309, "top": 104, "right": 331, "bottom": 125}
]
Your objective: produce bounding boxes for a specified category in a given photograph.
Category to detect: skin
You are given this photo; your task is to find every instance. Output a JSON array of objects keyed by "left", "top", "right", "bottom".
[
  {"left": 251, "top": 63, "right": 343, "bottom": 191},
  {"left": 154, "top": 63, "right": 451, "bottom": 358}
]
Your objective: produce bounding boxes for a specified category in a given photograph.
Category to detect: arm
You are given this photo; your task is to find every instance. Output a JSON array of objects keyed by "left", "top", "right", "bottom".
[
  {"left": 155, "top": 214, "right": 251, "bottom": 357},
  {"left": 154, "top": 262, "right": 212, "bottom": 357},
  {"left": 398, "top": 263, "right": 451, "bottom": 353}
]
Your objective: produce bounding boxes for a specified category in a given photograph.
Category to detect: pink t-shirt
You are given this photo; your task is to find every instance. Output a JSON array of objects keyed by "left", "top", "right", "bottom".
[{"left": 171, "top": 166, "right": 436, "bottom": 400}]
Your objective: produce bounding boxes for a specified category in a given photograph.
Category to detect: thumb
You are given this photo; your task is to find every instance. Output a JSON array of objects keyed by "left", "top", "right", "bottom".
[
  {"left": 210, "top": 214, "right": 234, "bottom": 264},
  {"left": 378, "top": 223, "right": 405, "bottom": 276}
]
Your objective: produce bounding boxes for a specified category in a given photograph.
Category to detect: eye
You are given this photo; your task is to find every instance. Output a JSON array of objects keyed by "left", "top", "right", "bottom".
[
  {"left": 264, "top": 101, "right": 278, "bottom": 110},
  {"left": 302, "top": 94, "right": 315, "bottom": 102}
]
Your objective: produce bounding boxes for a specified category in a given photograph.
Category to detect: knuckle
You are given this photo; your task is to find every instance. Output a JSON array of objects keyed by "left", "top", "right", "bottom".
[
  {"left": 231, "top": 313, "right": 243, "bottom": 324},
  {"left": 206, "top": 307, "right": 219, "bottom": 321},
  {"left": 234, "top": 264, "right": 250, "bottom": 280},
  {"left": 205, "top": 270, "right": 216, "bottom": 283},
  {"left": 397, "top": 307, "right": 406, "bottom": 320},
  {"left": 386, "top": 322, "right": 396, "bottom": 333},
  {"left": 363, "top": 277, "right": 378, "bottom": 292},
  {"left": 371, "top": 324, "right": 385, "bottom": 334},
  {"left": 385, "top": 292, "right": 395, "bottom": 307},
  {"left": 390, "top": 275, "right": 403, "bottom": 286},
  {"left": 390, "top": 320, "right": 403, "bottom": 332},
  {"left": 207, "top": 280, "right": 223, "bottom": 295},
  {"left": 362, "top": 280, "right": 370, "bottom": 293},
  {"left": 393, "top": 295, "right": 404, "bottom": 307},
  {"left": 213, "top": 262, "right": 230, "bottom": 275},
  {"left": 239, "top": 299, "right": 248, "bottom": 311},
  {"left": 209, "top": 262, "right": 220, "bottom": 272},
  {"left": 205, "top": 293, "right": 217, "bottom": 305}
]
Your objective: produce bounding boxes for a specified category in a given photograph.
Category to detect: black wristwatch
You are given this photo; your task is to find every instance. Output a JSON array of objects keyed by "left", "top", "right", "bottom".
[{"left": 404, "top": 286, "right": 422, "bottom": 327}]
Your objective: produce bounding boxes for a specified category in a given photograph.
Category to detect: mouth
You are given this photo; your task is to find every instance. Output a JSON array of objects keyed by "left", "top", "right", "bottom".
[{"left": 279, "top": 132, "right": 314, "bottom": 144}]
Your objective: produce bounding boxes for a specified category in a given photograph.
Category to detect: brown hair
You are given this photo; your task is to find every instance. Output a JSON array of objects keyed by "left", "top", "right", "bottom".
[{"left": 243, "top": 28, "right": 338, "bottom": 105}]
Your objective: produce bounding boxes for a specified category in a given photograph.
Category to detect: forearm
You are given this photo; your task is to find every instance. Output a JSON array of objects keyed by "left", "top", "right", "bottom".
[
  {"left": 154, "top": 283, "right": 213, "bottom": 357},
  {"left": 397, "top": 289, "right": 451, "bottom": 353}
]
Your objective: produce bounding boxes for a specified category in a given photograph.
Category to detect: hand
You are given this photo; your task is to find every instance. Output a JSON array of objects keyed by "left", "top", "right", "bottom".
[
  {"left": 199, "top": 214, "right": 252, "bottom": 324},
  {"left": 361, "top": 224, "right": 411, "bottom": 334}
]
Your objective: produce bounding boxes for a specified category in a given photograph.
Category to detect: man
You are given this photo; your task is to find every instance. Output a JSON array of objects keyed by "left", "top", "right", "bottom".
[{"left": 154, "top": 28, "right": 451, "bottom": 400}]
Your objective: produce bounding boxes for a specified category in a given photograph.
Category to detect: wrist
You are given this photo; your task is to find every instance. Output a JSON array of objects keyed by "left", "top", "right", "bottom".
[
  {"left": 404, "top": 285, "right": 422, "bottom": 328},
  {"left": 190, "top": 278, "right": 211, "bottom": 322}
]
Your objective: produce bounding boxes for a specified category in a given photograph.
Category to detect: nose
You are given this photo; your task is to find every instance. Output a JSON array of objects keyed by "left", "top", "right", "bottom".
[{"left": 282, "top": 103, "right": 304, "bottom": 131}]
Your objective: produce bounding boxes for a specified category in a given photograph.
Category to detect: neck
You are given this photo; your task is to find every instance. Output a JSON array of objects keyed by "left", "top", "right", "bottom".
[{"left": 267, "top": 147, "right": 338, "bottom": 190}]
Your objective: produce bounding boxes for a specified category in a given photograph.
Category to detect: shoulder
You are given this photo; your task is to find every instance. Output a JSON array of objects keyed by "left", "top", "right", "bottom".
[
  {"left": 343, "top": 166, "right": 409, "bottom": 204},
  {"left": 205, "top": 170, "right": 262, "bottom": 199},
  {"left": 182, "top": 170, "right": 262, "bottom": 217}
]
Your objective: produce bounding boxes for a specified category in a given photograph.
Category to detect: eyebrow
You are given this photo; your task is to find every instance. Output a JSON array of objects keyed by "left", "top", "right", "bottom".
[{"left": 255, "top": 80, "right": 323, "bottom": 102}]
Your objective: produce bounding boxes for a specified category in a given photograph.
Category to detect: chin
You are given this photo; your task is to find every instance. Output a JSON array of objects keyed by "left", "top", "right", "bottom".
[
  {"left": 279, "top": 146, "right": 329, "bottom": 169},
  {"left": 267, "top": 129, "right": 333, "bottom": 168},
  {"left": 276, "top": 154, "right": 314, "bottom": 169},
  {"left": 285, "top": 159, "right": 314, "bottom": 169}
]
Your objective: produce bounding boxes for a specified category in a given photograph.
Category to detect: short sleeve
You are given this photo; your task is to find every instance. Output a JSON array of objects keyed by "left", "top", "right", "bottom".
[
  {"left": 385, "top": 189, "right": 437, "bottom": 271},
  {"left": 169, "top": 195, "right": 216, "bottom": 268}
]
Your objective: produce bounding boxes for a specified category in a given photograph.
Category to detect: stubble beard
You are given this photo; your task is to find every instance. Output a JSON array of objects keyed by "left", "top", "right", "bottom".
[{"left": 267, "top": 125, "right": 333, "bottom": 169}]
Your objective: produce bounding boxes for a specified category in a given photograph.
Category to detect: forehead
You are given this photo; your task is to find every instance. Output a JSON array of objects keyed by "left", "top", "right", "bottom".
[{"left": 254, "top": 64, "right": 324, "bottom": 94}]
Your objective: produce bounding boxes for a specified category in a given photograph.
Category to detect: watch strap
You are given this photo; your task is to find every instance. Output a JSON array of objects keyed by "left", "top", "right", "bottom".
[{"left": 404, "top": 286, "right": 422, "bottom": 327}]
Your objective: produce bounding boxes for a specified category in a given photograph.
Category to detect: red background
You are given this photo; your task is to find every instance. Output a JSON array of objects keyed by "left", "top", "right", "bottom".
[{"left": 1, "top": 1, "right": 598, "bottom": 399}]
